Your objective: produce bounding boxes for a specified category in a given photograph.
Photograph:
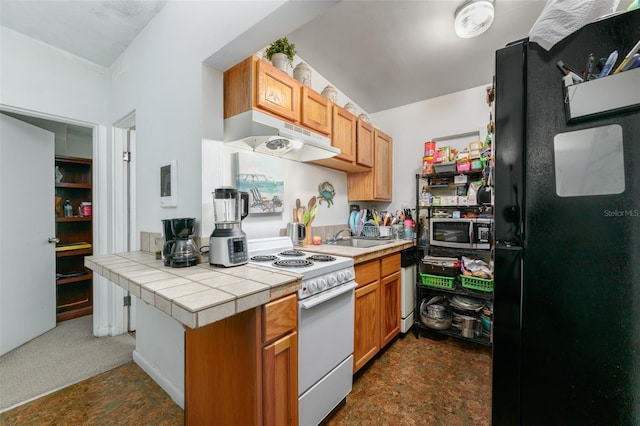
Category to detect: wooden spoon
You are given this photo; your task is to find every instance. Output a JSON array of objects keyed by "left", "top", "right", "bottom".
[
  {"left": 295, "top": 198, "right": 302, "bottom": 223},
  {"left": 307, "top": 196, "right": 316, "bottom": 211}
]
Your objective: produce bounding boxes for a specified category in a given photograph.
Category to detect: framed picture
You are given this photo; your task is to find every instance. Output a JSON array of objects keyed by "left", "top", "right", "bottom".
[{"left": 234, "top": 152, "right": 284, "bottom": 215}]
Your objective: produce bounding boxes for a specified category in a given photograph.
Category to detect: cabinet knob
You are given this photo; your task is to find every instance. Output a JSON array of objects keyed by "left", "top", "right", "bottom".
[{"left": 48, "top": 237, "right": 60, "bottom": 244}]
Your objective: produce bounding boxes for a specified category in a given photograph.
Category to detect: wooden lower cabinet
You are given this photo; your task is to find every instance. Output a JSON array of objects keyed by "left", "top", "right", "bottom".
[
  {"left": 354, "top": 280, "right": 380, "bottom": 373},
  {"left": 380, "top": 271, "right": 401, "bottom": 347},
  {"left": 263, "top": 331, "right": 298, "bottom": 426},
  {"left": 353, "top": 253, "right": 401, "bottom": 374},
  {"left": 185, "top": 293, "right": 298, "bottom": 426}
]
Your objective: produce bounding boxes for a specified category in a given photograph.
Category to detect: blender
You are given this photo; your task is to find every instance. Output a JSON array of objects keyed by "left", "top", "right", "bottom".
[
  {"left": 162, "top": 218, "right": 199, "bottom": 267},
  {"left": 209, "top": 187, "right": 249, "bottom": 267}
]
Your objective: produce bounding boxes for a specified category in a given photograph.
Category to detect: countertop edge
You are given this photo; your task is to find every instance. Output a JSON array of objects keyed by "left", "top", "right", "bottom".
[
  {"left": 300, "top": 240, "right": 414, "bottom": 263},
  {"left": 85, "top": 252, "right": 301, "bottom": 330}
]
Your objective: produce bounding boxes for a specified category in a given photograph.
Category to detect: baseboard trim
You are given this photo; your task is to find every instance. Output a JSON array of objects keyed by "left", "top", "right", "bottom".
[{"left": 133, "top": 349, "right": 184, "bottom": 409}]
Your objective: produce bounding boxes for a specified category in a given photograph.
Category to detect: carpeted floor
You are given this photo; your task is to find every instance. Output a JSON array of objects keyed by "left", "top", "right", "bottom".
[
  {"left": 0, "top": 315, "right": 135, "bottom": 412},
  {"left": 0, "top": 328, "right": 491, "bottom": 425}
]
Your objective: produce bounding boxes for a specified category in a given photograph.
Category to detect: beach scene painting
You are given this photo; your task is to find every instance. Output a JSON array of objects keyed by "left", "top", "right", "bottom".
[{"left": 235, "top": 152, "right": 284, "bottom": 215}]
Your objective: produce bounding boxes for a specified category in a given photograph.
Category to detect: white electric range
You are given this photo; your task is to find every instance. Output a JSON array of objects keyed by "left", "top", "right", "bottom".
[{"left": 248, "top": 237, "right": 355, "bottom": 425}]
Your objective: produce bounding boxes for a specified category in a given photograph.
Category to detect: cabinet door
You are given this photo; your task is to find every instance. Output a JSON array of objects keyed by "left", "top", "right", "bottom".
[
  {"left": 263, "top": 331, "right": 298, "bottom": 426},
  {"left": 300, "top": 87, "right": 330, "bottom": 135},
  {"left": 356, "top": 120, "right": 374, "bottom": 168},
  {"left": 332, "top": 105, "right": 357, "bottom": 162},
  {"left": 256, "top": 60, "right": 300, "bottom": 122},
  {"left": 354, "top": 281, "right": 380, "bottom": 373},
  {"left": 380, "top": 271, "right": 401, "bottom": 347},
  {"left": 373, "top": 129, "right": 393, "bottom": 200}
]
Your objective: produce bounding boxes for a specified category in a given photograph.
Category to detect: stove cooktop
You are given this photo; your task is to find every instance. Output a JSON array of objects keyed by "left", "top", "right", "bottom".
[{"left": 247, "top": 237, "right": 355, "bottom": 298}]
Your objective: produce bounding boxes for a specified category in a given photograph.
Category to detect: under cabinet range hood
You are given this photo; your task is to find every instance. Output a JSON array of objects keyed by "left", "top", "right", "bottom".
[{"left": 224, "top": 110, "right": 340, "bottom": 162}]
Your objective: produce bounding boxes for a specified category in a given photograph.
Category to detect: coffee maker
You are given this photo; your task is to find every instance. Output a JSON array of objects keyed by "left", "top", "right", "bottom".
[
  {"left": 162, "top": 218, "right": 199, "bottom": 267},
  {"left": 209, "top": 187, "right": 249, "bottom": 267}
]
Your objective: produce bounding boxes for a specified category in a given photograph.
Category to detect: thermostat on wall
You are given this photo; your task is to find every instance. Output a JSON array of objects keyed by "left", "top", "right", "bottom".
[{"left": 160, "top": 160, "right": 177, "bottom": 207}]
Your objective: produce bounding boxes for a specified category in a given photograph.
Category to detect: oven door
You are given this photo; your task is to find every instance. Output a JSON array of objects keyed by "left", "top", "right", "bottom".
[{"left": 298, "top": 281, "right": 356, "bottom": 424}]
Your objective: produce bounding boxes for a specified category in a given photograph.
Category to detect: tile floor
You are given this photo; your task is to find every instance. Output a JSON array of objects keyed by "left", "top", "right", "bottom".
[{"left": 0, "top": 330, "right": 491, "bottom": 425}]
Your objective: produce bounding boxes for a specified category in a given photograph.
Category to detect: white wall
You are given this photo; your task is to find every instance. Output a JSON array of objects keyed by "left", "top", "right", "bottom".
[
  {"left": 370, "top": 84, "right": 492, "bottom": 214},
  {"left": 109, "top": 1, "right": 356, "bottom": 241},
  {"left": 0, "top": 28, "right": 109, "bottom": 124}
]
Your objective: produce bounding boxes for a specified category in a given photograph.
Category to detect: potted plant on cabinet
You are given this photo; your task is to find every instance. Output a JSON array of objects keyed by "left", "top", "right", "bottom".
[{"left": 264, "top": 37, "right": 296, "bottom": 72}]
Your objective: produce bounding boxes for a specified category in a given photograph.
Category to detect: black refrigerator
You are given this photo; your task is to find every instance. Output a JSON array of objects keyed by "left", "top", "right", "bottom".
[{"left": 492, "top": 10, "right": 640, "bottom": 426}]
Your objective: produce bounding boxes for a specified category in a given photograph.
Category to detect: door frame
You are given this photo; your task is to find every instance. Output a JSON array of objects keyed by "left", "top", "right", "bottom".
[
  {"left": 112, "top": 111, "right": 137, "bottom": 333},
  {"left": 0, "top": 103, "right": 114, "bottom": 337}
]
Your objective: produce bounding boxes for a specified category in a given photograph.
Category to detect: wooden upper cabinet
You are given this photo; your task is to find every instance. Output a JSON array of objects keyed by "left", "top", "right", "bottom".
[
  {"left": 310, "top": 105, "right": 374, "bottom": 172},
  {"left": 374, "top": 129, "right": 393, "bottom": 200},
  {"left": 255, "top": 59, "right": 300, "bottom": 122},
  {"left": 356, "top": 120, "right": 374, "bottom": 168},
  {"left": 347, "top": 128, "right": 393, "bottom": 201},
  {"left": 300, "top": 87, "right": 330, "bottom": 135},
  {"left": 224, "top": 56, "right": 301, "bottom": 123},
  {"left": 332, "top": 105, "right": 357, "bottom": 162}
]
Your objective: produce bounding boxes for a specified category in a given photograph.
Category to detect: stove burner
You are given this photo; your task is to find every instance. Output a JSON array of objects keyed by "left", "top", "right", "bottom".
[
  {"left": 279, "top": 250, "right": 305, "bottom": 257},
  {"left": 306, "top": 255, "right": 336, "bottom": 262},
  {"left": 273, "top": 259, "right": 314, "bottom": 268},
  {"left": 250, "top": 255, "right": 279, "bottom": 262}
]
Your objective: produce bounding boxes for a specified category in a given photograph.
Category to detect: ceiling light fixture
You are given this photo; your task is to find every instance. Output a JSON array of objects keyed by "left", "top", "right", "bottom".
[{"left": 454, "top": 0, "right": 495, "bottom": 38}]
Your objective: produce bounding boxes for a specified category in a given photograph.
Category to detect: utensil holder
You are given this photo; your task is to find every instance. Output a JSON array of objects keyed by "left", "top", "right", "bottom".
[{"left": 303, "top": 226, "right": 312, "bottom": 246}]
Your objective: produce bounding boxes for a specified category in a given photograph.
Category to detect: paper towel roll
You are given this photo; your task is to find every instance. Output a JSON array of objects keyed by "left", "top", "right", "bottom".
[{"left": 529, "top": 0, "right": 621, "bottom": 50}]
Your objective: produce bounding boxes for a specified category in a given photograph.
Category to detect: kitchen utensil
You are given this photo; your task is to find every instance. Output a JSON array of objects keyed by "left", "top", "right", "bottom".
[
  {"left": 356, "top": 210, "right": 365, "bottom": 236},
  {"left": 286, "top": 222, "right": 306, "bottom": 246},
  {"left": 349, "top": 210, "right": 358, "bottom": 234},
  {"left": 307, "top": 205, "right": 319, "bottom": 226}
]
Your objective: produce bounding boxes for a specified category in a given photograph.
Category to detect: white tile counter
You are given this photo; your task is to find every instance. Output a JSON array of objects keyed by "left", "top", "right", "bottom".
[{"left": 85, "top": 252, "right": 301, "bottom": 329}]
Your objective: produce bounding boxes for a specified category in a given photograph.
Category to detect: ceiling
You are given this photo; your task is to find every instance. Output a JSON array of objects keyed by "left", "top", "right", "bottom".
[{"left": 0, "top": 1, "right": 628, "bottom": 113}]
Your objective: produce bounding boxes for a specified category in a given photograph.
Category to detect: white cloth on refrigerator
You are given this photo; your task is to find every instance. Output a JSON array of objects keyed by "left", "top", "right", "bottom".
[{"left": 529, "top": 0, "right": 621, "bottom": 50}]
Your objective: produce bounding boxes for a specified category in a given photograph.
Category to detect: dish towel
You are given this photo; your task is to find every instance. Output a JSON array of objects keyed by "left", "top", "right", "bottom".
[{"left": 529, "top": 0, "right": 620, "bottom": 50}]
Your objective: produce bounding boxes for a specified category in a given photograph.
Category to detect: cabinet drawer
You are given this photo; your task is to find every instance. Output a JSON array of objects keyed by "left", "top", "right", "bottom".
[
  {"left": 262, "top": 294, "right": 297, "bottom": 343},
  {"left": 355, "top": 260, "right": 379, "bottom": 288},
  {"left": 380, "top": 253, "right": 400, "bottom": 277}
]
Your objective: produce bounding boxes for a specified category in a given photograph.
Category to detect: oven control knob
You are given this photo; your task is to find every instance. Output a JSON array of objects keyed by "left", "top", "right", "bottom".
[
  {"left": 308, "top": 281, "right": 318, "bottom": 292},
  {"left": 343, "top": 269, "right": 354, "bottom": 281},
  {"left": 328, "top": 275, "right": 338, "bottom": 286},
  {"left": 318, "top": 278, "right": 327, "bottom": 290}
]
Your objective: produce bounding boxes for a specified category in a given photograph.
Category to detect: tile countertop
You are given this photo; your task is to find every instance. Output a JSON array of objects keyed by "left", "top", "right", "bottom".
[
  {"left": 84, "top": 252, "right": 301, "bottom": 330},
  {"left": 301, "top": 239, "right": 415, "bottom": 263}
]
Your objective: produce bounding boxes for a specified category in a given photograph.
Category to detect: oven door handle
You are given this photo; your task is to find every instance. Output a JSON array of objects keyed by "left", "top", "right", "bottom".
[{"left": 300, "top": 282, "right": 357, "bottom": 310}]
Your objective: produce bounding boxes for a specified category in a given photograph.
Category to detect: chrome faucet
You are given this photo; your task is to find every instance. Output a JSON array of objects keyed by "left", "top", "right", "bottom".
[{"left": 332, "top": 228, "right": 352, "bottom": 242}]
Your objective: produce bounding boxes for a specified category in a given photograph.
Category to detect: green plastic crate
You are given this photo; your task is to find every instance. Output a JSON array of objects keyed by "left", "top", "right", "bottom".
[
  {"left": 460, "top": 275, "right": 494, "bottom": 292},
  {"left": 420, "top": 273, "right": 455, "bottom": 289}
]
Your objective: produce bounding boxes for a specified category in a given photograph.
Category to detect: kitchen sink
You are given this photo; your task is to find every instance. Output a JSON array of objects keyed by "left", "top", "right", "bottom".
[{"left": 333, "top": 238, "right": 391, "bottom": 248}]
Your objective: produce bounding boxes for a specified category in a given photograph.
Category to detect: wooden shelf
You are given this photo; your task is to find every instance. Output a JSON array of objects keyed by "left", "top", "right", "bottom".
[
  {"left": 56, "top": 306, "right": 92, "bottom": 323},
  {"left": 56, "top": 182, "right": 91, "bottom": 189},
  {"left": 56, "top": 272, "right": 92, "bottom": 286},
  {"left": 56, "top": 216, "right": 92, "bottom": 222},
  {"left": 56, "top": 248, "right": 92, "bottom": 257},
  {"left": 55, "top": 156, "right": 93, "bottom": 322}
]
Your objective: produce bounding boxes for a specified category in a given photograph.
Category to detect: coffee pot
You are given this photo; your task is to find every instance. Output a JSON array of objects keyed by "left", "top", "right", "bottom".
[
  {"left": 286, "top": 222, "right": 306, "bottom": 246},
  {"left": 162, "top": 218, "right": 199, "bottom": 268}
]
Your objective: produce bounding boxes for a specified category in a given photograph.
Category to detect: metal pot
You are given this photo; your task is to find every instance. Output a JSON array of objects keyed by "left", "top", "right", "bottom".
[{"left": 286, "top": 222, "right": 306, "bottom": 246}]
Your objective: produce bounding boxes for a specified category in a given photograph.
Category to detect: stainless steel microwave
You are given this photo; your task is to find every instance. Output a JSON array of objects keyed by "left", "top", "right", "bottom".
[{"left": 429, "top": 218, "right": 493, "bottom": 250}]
